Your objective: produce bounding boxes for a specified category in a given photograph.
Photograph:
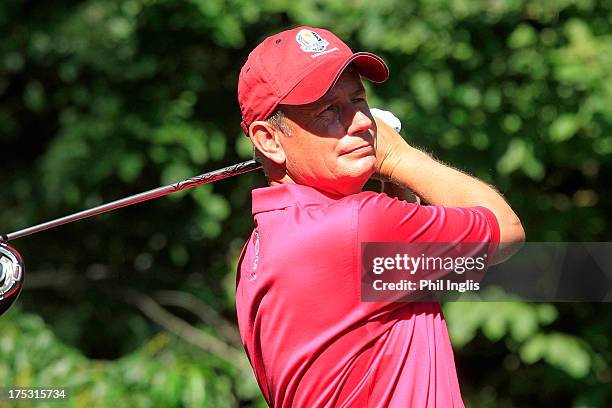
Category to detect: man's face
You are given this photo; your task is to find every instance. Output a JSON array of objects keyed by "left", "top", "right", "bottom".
[{"left": 277, "top": 68, "right": 377, "bottom": 196}]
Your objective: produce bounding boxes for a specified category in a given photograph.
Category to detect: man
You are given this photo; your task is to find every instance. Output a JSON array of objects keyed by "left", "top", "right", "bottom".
[{"left": 235, "top": 26, "right": 524, "bottom": 407}]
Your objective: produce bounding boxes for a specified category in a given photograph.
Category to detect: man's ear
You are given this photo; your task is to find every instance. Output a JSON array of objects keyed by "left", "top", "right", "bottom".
[{"left": 249, "top": 121, "right": 286, "bottom": 165}]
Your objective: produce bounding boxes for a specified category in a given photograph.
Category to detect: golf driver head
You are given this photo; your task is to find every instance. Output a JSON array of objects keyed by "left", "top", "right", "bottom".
[{"left": 0, "top": 243, "right": 25, "bottom": 316}]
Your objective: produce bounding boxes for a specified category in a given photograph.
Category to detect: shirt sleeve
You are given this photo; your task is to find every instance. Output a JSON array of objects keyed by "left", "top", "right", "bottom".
[
  {"left": 355, "top": 192, "right": 501, "bottom": 304},
  {"left": 356, "top": 192, "right": 500, "bottom": 256}
]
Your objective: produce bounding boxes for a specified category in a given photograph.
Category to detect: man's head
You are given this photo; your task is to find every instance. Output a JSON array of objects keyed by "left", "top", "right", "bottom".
[{"left": 238, "top": 26, "right": 389, "bottom": 196}]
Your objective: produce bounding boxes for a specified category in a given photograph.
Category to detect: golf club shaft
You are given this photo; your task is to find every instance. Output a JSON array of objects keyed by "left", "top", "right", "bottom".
[{"left": 0, "top": 160, "right": 262, "bottom": 243}]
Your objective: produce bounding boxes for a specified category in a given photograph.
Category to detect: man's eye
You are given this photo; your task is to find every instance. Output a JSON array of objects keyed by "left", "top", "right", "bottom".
[
  {"left": 352, "top": 98, "right": 366, "bottom": 104},
  {"left": 319, "top": 104, "right": 337, "bottom": 115}
]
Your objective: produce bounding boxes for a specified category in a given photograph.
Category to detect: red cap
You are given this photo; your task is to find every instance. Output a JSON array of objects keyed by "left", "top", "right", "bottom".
[{"left": 238, "top": 26, "right": 389, "bottom": 134}]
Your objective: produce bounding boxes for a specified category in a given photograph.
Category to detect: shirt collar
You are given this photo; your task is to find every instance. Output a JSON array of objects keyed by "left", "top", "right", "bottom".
[{"left": 252, "top": 184, "right": 343, "bottom": 214}]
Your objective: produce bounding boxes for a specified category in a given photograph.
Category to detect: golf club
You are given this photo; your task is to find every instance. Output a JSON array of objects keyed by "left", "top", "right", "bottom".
[{"left": 0, "top": 159, "right": 262, "bottom": 316}]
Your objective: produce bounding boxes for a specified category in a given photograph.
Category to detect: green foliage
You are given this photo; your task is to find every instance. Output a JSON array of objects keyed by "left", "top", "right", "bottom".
[
  {"left": 444, "top": 301, "right": 602, "bottom": 379},
  {"left": 1, "top": 0, "right": 611, "bottom": 406},
  {"left": 0, "top": 308, "right": 261, "bottom": 407}
]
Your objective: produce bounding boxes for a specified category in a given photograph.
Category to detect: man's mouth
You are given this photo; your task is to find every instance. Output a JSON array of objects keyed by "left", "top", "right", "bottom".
[{"left": 340, "top": 143, "right": 374, "bottom": 156}]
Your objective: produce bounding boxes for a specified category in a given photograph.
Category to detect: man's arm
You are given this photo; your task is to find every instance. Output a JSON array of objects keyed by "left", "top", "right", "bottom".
[{"left": 374, "top": 118, "right": 525, "bottom": 265}]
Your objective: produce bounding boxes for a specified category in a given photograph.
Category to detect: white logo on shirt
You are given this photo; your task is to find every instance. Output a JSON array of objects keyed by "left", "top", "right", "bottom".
[{"left": 249, "top": 231, "right": 259, "bottom": 281}]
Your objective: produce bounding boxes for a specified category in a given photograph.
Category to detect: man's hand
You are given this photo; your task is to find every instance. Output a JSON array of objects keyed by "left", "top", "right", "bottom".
[{"left": 373, "top": 117, "right": 411, "bottom": 182}]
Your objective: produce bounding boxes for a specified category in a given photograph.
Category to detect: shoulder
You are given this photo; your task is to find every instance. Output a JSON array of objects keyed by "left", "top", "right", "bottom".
[
  {"left": 339, "top": 191, "right": 422, "bottom": 222},
  {"left": 340, "top": 191, "right": 412, "bottom": 210}
]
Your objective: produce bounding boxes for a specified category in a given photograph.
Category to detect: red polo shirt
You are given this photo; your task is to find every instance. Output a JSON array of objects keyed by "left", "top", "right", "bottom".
[{"left": 235, "top": 184, "right": 500, "bottom": 407}]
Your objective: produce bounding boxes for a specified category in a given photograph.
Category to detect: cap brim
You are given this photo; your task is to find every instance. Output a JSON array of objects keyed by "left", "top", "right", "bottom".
[{"left": 280, "top": 52, "right": 389, "bottom": 105}]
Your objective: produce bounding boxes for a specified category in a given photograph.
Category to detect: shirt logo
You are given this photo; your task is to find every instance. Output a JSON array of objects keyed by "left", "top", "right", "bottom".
[
  {"left": 249, "top": 231, "right": 260, "bottom": 281},
  {"left": 296, "top": 29, "right": 329, "bottom": 53}
]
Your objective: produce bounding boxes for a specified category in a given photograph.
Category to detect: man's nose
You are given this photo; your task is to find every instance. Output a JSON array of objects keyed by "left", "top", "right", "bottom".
[{"left": 345, "top": 108, "right": 373, "bottom": 137}]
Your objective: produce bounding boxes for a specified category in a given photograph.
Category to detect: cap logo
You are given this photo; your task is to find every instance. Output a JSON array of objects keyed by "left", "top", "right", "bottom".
[{"left": 296, "top": 29, "right": 329, "bottom": 53}]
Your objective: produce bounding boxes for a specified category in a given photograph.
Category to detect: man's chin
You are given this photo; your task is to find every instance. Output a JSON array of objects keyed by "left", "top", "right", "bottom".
[
  {"left": 345, "top": 155, "right": 377, "bottom": 179},
  {"left": 335, "top": 163, "right": 376, "bottom": 192}
]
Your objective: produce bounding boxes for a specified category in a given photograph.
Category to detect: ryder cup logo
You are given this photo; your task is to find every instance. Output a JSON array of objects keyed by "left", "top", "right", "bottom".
[{"left": 296, "top": 29, "right": 329, "bottom": 53}]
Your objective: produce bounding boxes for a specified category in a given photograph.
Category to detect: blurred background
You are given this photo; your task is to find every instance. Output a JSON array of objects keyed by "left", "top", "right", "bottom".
[{"left": 1, "top": 0, "right": 611, "bottom": 406}]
